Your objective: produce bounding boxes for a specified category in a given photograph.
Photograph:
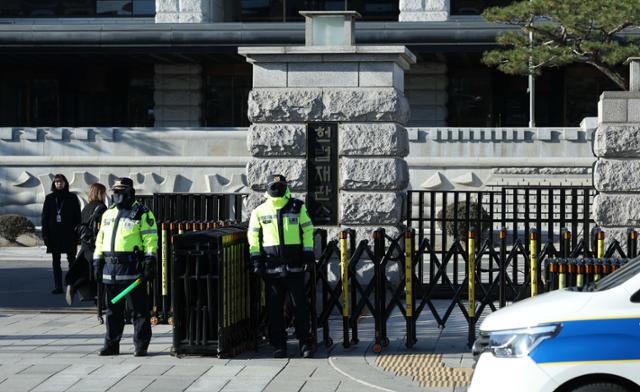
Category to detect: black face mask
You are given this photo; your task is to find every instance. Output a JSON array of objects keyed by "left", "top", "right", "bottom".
[
  {"left": 112, "top": 189, "right": 134, "bottom": 207},
  {"left": 267, "top": 182, "right": 287, "bottom": 198}
]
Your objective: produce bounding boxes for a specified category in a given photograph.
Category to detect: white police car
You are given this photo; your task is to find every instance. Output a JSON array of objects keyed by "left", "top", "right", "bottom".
[{"left": 470, "top": 256, "right": 640, "bottom": 392}]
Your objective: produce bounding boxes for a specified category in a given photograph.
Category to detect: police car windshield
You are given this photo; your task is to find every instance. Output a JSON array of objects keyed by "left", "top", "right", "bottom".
[{"left": 590, "top": 256, "right": 640, "bottom": 292}]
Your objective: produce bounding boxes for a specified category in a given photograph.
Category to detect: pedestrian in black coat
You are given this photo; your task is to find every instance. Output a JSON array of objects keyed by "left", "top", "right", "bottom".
[
  {"left": 41, "top": 174, "right": 81, "bottom": 294},
  {"left": 65, "top": 183, "right": 107, "bottom": 305}
]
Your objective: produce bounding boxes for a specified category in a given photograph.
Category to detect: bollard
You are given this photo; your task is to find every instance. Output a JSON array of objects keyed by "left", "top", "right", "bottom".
[
  {"left": 405, "top": 229, "right": 415, "bottom": 348},
  {"left": 558, "top": 259, "right": 566, "bottom": 290},
  {"left": 547, "top": 258, "right": 557, "bottom": 291},
  {"left": 629, "top": 229, "right": 638, "bottom": 258},
  {"left": 567, "top": 260, "right": 575, "bottom": 288},
  {"left": 530, "top": 228, "right": 538, "bottom": 297},
  {"left": 339, "top": 231, "right": 350, "bottom": 348},
  {"left": 596, "top": 228, "right": 605, "bottom": 260},
  {"left": 561, "top": 228, "right": 571, "bottom": 259},
  {"left": 499, "top": 228, "right": 507, "bottom": 307},
  {"left": 467, "top": 228, "right": 476, "bottom": 347},
  {"left": 576, "top": 258, "right": 584, "bottom": 288}
]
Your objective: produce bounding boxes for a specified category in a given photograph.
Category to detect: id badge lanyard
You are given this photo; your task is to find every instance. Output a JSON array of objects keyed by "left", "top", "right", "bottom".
[{"left": 55, "top": 198, "right": 65, "bottom": 223}]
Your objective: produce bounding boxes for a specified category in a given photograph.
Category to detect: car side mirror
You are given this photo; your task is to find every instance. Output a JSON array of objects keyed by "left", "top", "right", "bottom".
[{"left": 632, "top": 289, "right": 640, "bottom": 303}]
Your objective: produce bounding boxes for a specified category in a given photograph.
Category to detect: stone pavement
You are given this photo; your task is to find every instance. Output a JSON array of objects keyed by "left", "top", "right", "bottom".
[{"left": 0, "top": 247, "right": 474, "bottom": 392}]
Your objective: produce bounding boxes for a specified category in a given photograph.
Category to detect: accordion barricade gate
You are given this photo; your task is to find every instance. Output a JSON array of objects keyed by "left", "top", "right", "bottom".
[{"left": 170, "top": 225, "right": 260, "bottom": 358}]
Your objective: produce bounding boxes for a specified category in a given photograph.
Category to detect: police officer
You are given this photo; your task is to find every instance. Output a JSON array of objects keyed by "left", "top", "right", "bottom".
[
  {"left": 93, "top": 178, "right": 158, "bottom": 356},
  {"left": 248, "top": 174, "right": 315, "bottom": 358}
]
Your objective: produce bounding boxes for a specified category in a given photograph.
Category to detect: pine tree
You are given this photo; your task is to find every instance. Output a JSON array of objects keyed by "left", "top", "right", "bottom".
[{"left": 482, "top": 0, "right": 640, "bottom": 90}]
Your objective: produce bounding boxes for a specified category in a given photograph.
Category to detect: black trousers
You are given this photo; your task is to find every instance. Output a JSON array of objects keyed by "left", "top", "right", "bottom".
[
  {"left": 103, "top": 283, "right": 151, "bottom": 350},
  {"left": 267, "top": 273, "right": 309, "bottom": 350},
  {"left": 65, "top": 244, "right": 96, "bottom": 301},
  {"left": 52, "top": 251, "right": 76, "bottom": 290}
]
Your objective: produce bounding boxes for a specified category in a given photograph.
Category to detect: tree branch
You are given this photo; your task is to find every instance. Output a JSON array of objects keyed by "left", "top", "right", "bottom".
[
  {"left": 607, "top": 22, "right": 632, "bottom": 37},
  {"left": 586, "top": 61, "right": 627, "bottom": 90}
]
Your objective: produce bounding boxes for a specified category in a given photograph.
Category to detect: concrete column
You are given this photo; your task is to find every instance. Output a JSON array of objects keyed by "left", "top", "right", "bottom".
[
  {"left": 240, "top": 46, "right": 416, "bottom": 234},
  {"left": 592, "top": 81, "right": 640, "bottom": 247},
  {"left": 399, "top": 0, "right": 449, "bottom": 22},
  {"left": 155, "top": 0, "right": 224, "bottom": 23},
  {"left": 153, "top": 64, "right": 203, "bottom": 127}
]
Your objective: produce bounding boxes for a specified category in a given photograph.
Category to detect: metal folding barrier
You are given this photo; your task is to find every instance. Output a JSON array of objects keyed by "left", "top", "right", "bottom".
[{"left": 170, "top": 224, "right": 259, "bottom": 358}]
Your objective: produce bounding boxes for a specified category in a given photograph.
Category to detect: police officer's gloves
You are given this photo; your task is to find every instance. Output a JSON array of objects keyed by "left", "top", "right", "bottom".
[
  {"left": 251, "top": 255, "right": 265, "bottom": 276},
  {"left": 143, "top": 256, "right": 155, "bottom": 282}
]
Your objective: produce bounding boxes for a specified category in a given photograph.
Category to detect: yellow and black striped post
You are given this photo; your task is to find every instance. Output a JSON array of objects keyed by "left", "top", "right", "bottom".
[
  {"left": 404, "top": 229, "right": 415, "bottom": 348},
  {"left": 467, "top": 229, "right": 476, "bottom": 347},
  {"left": 498, "top": 228, "right": 507, "bottom": 307},
  {"left": 595, "top": 229, "right": 604, "bottom": 282},
  {"left": 167, "top": 223, "right": 175, "bottom": 326},
  {"left": 467, "top": 229, "right": 475, "bottom": 319},
  {"left": 530, "top": 228, "right": 538, "bottom": 297},
  {"left": 161, "top": 223, "right": 169, "bottom": 320},
  {"left": 340, "top": 231, "right": 350, "bottom": 348}
]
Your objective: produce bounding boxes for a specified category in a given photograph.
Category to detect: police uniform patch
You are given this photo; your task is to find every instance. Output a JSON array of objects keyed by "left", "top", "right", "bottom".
[{"left": 146, "top": 216, "right": 155, "bottom": 227}]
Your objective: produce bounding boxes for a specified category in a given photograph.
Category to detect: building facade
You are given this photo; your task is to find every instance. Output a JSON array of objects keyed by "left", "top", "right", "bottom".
[{"left": 0, "top": 0, "right": 611, "bottom": 225}]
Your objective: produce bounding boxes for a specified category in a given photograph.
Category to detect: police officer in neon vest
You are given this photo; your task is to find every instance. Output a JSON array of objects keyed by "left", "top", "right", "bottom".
[
  {"left": 248, "top": 174, "right": 315, "bottom": 358},
  {"left": 93, "top": 178, "right": 158, "bottom": 356}
]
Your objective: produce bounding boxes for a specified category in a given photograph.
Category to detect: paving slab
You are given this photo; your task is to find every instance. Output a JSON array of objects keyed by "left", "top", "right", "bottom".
[
  {"left": 143, "top": 375, "right": 195, "bottom": 392},
  {"left": 30, "top": 374, "right": 81, "bottom": 392},
  {"left": 0, "top": 374, "right": 50, "bottom": 392},
  {"left": 108, "top": 375, "right": 156, "bottom": 392}
]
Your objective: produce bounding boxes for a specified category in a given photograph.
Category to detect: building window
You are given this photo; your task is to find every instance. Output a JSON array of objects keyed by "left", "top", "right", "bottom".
[
  {"left": 229, "top": 0, "right": 399, "bottom": 22},
  {"left": 451, "top": 0, "right": 513, "bottom": 15},
  {"left": 203, "top": 64, "right": 252, "bottom": 127},
  {"left": 0, "top": 65, "right": 154, "bottom": 127},
  {"left": 0, "top": 1, "right": 155, "bottom": 18}
]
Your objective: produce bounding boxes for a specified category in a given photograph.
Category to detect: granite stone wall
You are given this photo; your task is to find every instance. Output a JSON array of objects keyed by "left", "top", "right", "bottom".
[
  {"left": 592, "top": 91, "right": 640, "bottom": 248},
  {"left": 240, "top": 46, "right": 416, "bottom": 232}
]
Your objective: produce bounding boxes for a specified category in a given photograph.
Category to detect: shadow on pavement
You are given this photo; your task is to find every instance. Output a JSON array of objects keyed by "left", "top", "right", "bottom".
[{"left": 0, "top": 266, "right": 93, "bottom": 310}]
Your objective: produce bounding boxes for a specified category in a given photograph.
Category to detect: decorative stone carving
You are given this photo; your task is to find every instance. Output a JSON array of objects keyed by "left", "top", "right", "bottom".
[
  {"left": 339, "top": 123, "right": 409, "bottom": 157},
  {"left": 246, "top": 158, "right": 307, "bottom": 191},
  {"left": 421, "top": 172, "right": 445, "bottom": 189},
  {"left": 452, "top": 172, "right": 480, "bottom": 186},
  {"left": 248, "top": 124, "right": 306, "bottom": 157},
  {"left": 340, "top": 158, "right": 409, "bottom": 191},
  {"left": 340, "top": 192, "right": 404, "bottom": 225}
]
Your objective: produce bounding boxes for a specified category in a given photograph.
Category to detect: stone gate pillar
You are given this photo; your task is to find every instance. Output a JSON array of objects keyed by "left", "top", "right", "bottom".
[
  {"left": 592, "top": 58, "right": 640, "bottom": 247},
  {"left": 239, "top": 11, "right": 416, "bottom": 235}
]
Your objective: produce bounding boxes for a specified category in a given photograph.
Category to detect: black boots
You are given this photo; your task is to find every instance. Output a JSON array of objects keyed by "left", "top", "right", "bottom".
[
  {"left": 98, "top": 345, "right": 119, "bottom": 356},
  {"left": 300, "top": 344, "right": 313, "bottom": 358}
]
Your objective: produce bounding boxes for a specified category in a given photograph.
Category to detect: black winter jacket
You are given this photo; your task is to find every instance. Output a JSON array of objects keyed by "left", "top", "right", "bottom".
[{"left": 41, "top": 190, "right": 81, "bottom": 254}]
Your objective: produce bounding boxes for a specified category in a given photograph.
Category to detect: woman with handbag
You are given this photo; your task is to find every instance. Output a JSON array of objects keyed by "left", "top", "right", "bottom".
[
  {"left": 65, "top": 183, "right": 107, "bottom": 305},
  {"left": 42, "top": 174, "right": 82, "bottom": 294}
]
